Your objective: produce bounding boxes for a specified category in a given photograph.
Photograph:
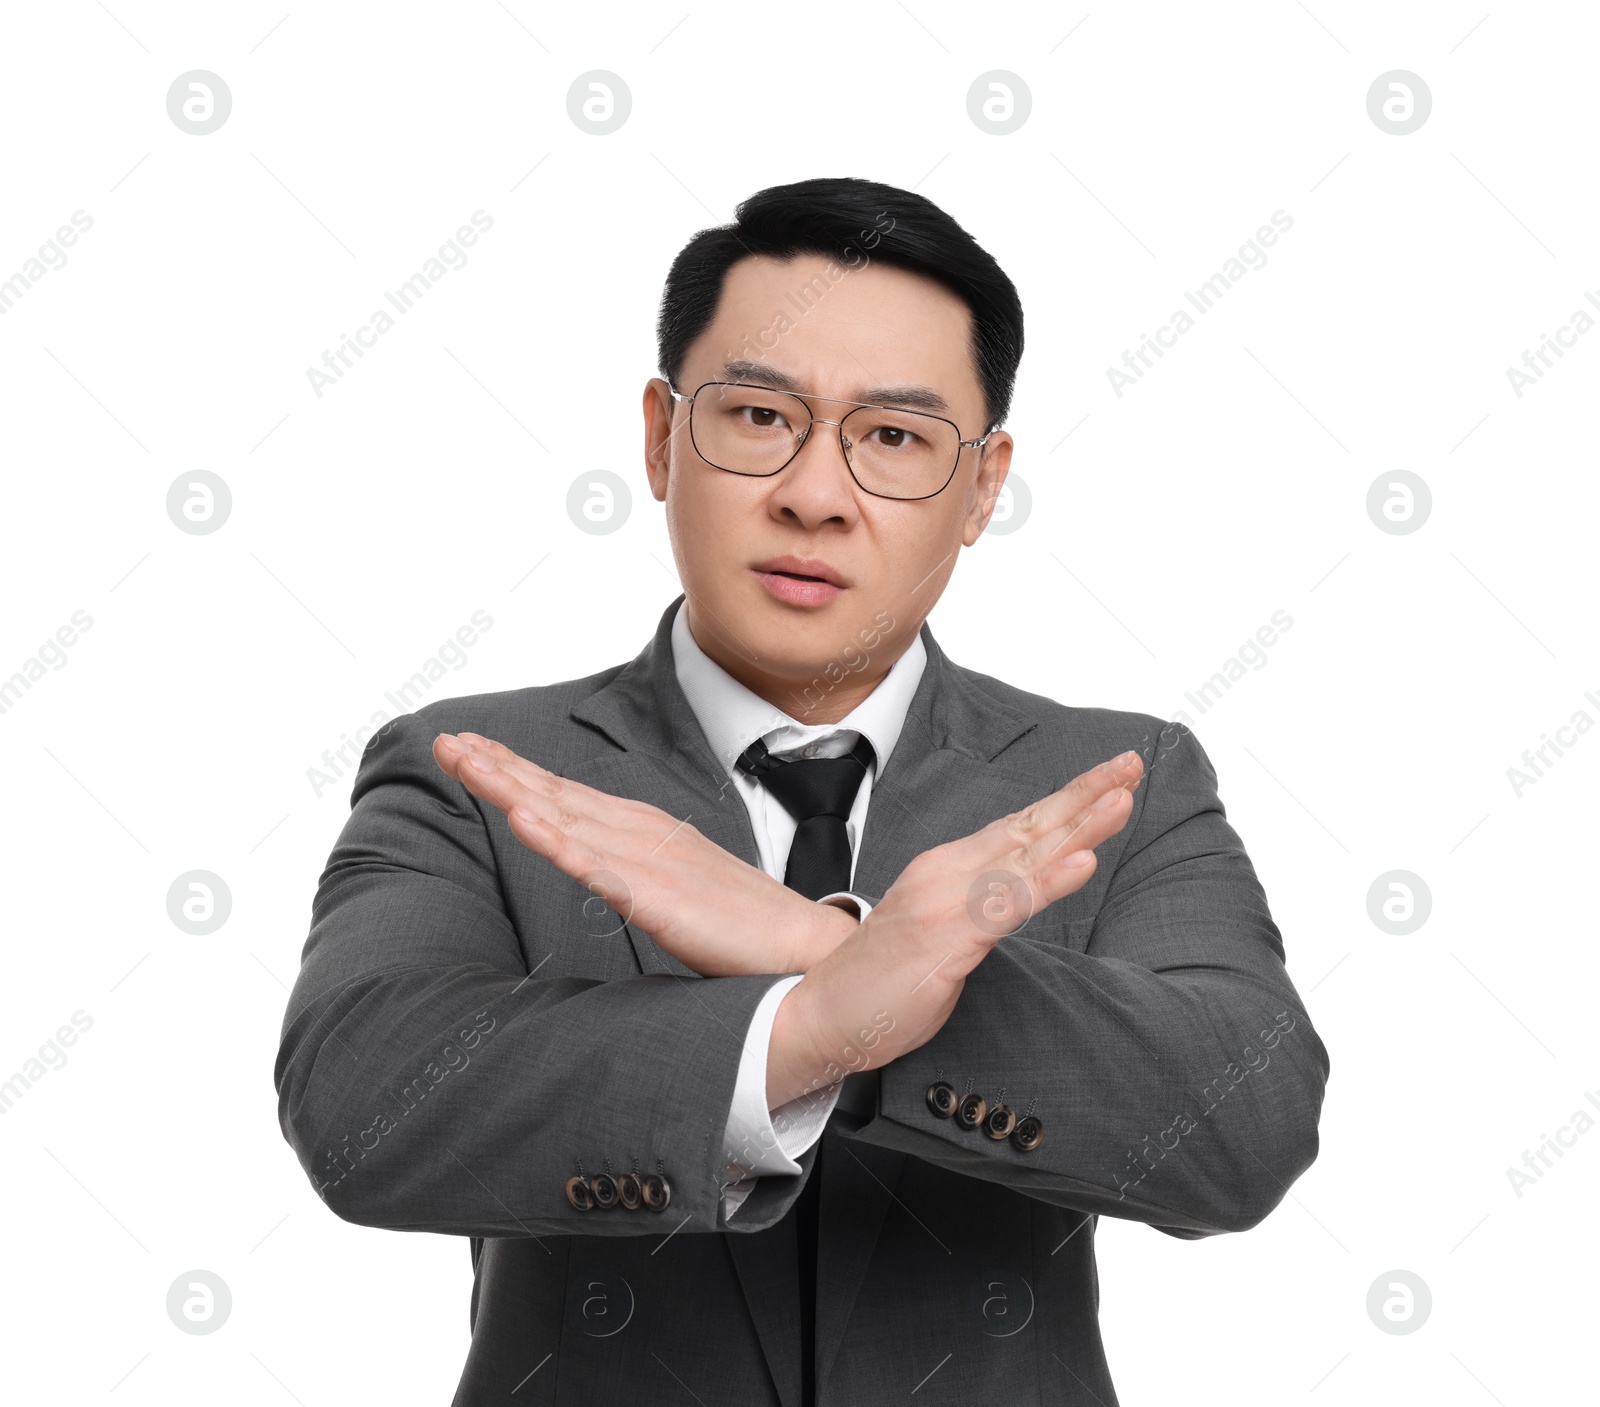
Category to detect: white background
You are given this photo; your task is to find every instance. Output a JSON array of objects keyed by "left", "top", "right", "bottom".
[{"left": 2, "top": 1, "right": 1595, "bottom": 1402}]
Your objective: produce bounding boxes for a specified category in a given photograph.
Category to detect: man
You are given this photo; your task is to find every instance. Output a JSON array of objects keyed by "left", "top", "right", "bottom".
[{"left": 275, "top": 176, "right": 1329, "bottom": 1406}]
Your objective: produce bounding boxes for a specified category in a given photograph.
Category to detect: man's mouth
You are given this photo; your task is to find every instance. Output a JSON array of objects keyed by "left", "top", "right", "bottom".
[
  {"left": 751, "top": 556, "right": 850, "bottom": 588},
  {"left": 750, "top": 557, "right": 849, "bottom": 606}
]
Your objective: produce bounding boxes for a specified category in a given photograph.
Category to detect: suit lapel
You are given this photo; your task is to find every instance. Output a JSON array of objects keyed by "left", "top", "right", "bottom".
[{"left": 567, "top": 596, "right": 1042, "bottom": 1402}]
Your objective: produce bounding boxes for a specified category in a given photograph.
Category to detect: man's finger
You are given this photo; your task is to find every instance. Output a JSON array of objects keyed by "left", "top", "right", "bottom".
[
  {"left": 445, "top": 745, "right": 604, "bottom": 852},
  {"left": 438, "top": 735, "right": 597, "bottom": 820},
  {"left": 1031, "top": 782, "right": 1134, "bottom": 868},
  {"left": 984, "top": 753, "right": 1145, "bottom": 892},
  {"left": 438, "top": 733, "right": 553, "bottom": 790},
  {"left": 439, "top": 739, "right": 682, "bottom": 895},
  {"left": 443, "top": 734, "right": 646, "bottom": 823},
  {"left": 1008, "top": 789, "right": 1139, "bottom": 910},
  {"left": 505, "top": 805, "right": 618, "bottom": 901},
  {"left": 450, "top": 746, "right": 541, "bottom": 815},
  {"left": 1042, "top": 750, "right": 1143, "bottom": 822},
  {"left": 987, "top": 750, "right": 1141, "bottom": 852}
]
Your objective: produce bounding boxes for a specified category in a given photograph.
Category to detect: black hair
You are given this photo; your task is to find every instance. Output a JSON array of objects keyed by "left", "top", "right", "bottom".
[{"left": 655, "top": 176, "right": 1024, "bottom": 433}]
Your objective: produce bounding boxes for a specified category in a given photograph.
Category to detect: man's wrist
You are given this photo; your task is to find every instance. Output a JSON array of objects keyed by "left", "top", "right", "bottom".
[
  {"left": 788, "top": 897, "right": 860, "bottom": 972},
  {"left": 767, "top": 977, "right": 830, "bottom": 1109},
  {"left": 768, "top": 894, "right": 875, "bottom": 1102}
]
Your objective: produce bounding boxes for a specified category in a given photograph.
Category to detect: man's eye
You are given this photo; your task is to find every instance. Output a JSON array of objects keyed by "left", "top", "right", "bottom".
[
  {"left": 871, "top": 426, "right": 920, "bottom": 449},
  {"left": 740, "top": 406, "right": 786, "bottom": 428}
]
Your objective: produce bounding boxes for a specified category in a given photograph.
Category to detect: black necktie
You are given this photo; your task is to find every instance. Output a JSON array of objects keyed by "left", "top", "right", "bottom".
[
  {"left": 735, "top": 732, "right": 874, "bottom": 1406},
  {"left": 736, "top": 734, "right": 875, "bottom": 900}
]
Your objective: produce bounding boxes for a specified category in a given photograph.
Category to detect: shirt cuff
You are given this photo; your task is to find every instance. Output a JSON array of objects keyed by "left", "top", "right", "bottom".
[
  {"left": 718, "top": 898, "right": 872, "bottom": 1222},
  {"left": 719, "top": 974, "right": 847, "bottom": 1220},
  {"left": 816, "top": 890, "right": 874, "bottom": 922}
]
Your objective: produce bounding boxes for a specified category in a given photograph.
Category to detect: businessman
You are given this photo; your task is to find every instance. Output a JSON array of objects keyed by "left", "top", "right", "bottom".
[{"left": 276, "top": 175, "right": 1330, "bottom": 1406}]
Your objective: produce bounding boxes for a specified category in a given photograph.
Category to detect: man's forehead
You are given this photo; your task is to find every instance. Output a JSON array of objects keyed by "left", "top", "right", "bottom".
[{"left": 687, "top": 256, "right": 979, "bottom": 409}]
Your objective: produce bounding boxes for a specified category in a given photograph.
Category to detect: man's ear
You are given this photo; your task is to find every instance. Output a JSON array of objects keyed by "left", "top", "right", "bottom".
[
  {"left": 643, "top": 378, "right": 675, "bottom": 503},
  {"left": 961, "top": 432, "right": 1015, "bottom": 546}
]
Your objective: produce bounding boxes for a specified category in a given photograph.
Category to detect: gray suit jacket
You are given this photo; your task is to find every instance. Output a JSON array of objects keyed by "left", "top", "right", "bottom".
[{"left": 275, "top": 594, "right": 1329, "bottom": 1406}]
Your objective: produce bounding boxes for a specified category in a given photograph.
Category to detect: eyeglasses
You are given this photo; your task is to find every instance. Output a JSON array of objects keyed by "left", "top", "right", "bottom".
[{"left": 667, "top": 380, "right": 990, "bottom": 501}]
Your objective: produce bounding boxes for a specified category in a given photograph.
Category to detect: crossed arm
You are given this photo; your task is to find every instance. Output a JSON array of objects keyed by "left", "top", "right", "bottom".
[
  {"left": 432, "top": 730, "right": 1145, "bottom": 1111},
  {"left": 276, "top": 713, "right": 1324, "bottom": 1241},
  {"left": 435, "top": 726, "right": 1328, "bottom": 1237}
]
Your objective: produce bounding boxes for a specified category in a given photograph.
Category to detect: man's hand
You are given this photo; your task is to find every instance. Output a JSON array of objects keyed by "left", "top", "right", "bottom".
[
  {"left": 766, "top": 749, "right": 1145, "bottom": 1109},
  {"left": 433, "top": 733, "right": 856, "bottom": 976}
]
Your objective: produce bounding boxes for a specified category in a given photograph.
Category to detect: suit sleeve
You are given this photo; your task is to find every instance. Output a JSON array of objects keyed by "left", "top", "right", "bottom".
[
  {"left": 846, "top": 719, "right": 1331, "bottom": 1238},
  {"left": 273, "top": 709, "right": 793, "bottom": 1239}
]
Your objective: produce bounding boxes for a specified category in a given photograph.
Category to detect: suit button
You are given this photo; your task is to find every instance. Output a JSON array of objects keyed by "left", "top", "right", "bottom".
[
  {"left": 983, "top": 1103, "right": 1016, "bottom": 1140},
  {"left": 641, "top": 1172, "right": 672, "bottom": 1212},
  {"left": 565, "top": 1175, "right": 595, "bottom": 1211},
  {"left": 1011, "top": 1115, "right": 1044, "bottom": 1152},
  {"left": 591, "top": 1172, "right": 619, "bottom": 1209},
  {"left": 617, "top": 1172, "right": 642, "bottom": 1210},
  {"left": 956, "top": 1093, "right": 988, "bottom": 1131},
  {"left": 925, "top": 1081, "right": 957, "bottom": 1118}
]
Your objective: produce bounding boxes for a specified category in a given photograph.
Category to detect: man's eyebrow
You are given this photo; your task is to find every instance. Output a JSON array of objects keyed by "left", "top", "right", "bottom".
[{"left": 719, "top": 360, "right": 952, "bottom": 414}]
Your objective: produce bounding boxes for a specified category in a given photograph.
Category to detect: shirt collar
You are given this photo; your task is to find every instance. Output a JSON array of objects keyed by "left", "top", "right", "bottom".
[{"left": 671, "top": 598, "right": 927, "bottom": 780}]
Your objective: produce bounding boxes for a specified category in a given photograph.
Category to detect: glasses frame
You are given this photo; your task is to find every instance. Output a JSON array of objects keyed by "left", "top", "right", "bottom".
[{"left": 667, "top": 380, "right": 991, "bottom": 502}]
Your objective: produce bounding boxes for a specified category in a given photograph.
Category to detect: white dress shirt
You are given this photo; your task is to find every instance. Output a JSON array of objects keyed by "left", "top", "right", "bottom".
[{"left": 669, "top": 600, "right": 927, "bottom": 1221}]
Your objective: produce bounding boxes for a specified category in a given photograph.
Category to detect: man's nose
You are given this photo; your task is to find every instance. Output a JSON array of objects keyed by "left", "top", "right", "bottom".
[{"left": 773, "top": 420, "right": 859, "bottom": 521}]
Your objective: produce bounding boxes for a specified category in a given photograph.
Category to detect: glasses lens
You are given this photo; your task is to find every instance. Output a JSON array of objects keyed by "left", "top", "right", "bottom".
[
  {"left": 691, "top": 384, "right": 810, "bottom": 475},
  {"left": 842, "top": 405, "right": 959, "bottom": 499}
]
